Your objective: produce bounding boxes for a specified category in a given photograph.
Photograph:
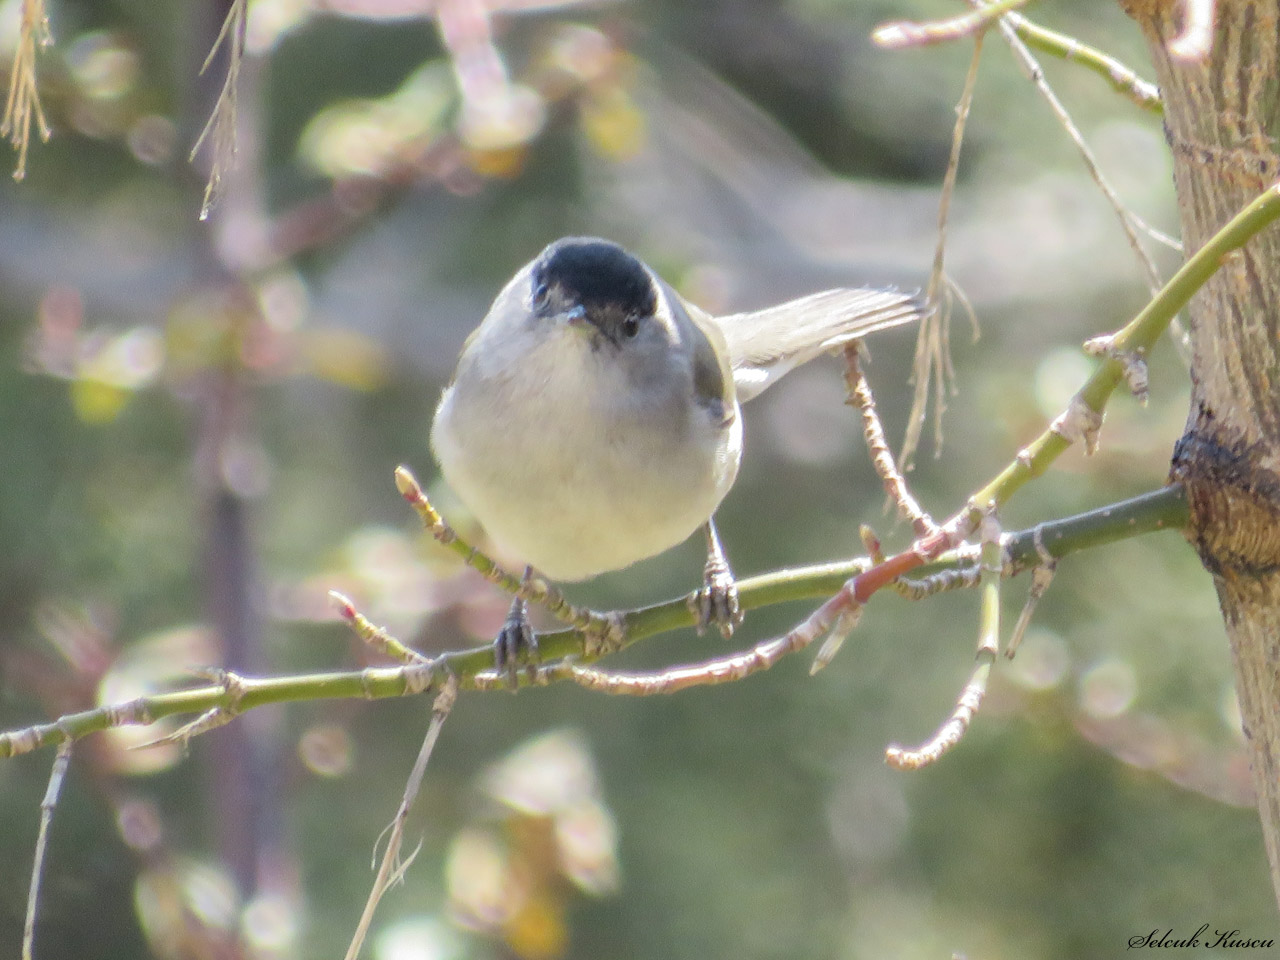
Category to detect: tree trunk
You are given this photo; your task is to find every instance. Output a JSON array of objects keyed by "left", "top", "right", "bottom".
[{"left": 1121, "top": 0, "right": 1280, "bottom": 910}]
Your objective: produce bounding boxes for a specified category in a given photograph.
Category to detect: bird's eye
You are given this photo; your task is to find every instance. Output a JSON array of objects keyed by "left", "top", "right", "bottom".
[
  {"left": 531, "top": 282, "right": 549, "bottom": 310},
  {"left": 621, "top": 316, "right": 640, "bottom": 339}
]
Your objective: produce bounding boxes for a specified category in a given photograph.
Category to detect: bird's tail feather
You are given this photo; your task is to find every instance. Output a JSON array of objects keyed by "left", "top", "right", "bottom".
[{"left": 721, "top": 288, "right": 923, "bottom": 402}]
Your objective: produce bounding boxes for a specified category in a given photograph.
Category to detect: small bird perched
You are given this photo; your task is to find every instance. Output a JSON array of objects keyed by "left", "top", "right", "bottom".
[{"left": 431, "top": 237, "right": 920, "bottom": 683}]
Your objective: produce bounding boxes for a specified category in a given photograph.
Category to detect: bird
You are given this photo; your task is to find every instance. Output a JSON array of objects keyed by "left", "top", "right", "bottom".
[{"left": 431, "top": 236, "right": 921, "bottom": 684}]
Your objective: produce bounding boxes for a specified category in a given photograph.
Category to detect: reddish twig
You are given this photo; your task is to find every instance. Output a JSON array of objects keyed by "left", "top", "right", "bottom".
[{"left": 844, "top": 345, "right": 938, "bottom": 537}]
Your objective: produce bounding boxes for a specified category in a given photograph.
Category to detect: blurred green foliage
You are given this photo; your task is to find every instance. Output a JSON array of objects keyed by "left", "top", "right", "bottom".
[{"left": 0, "top": 0, "right": 1274, "bottom": 959}]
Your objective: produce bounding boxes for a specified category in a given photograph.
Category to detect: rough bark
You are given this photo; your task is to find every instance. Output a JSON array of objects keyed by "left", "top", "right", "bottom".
[{"left": 1121, "top": 0, "right": 1280, "bottom": 909}]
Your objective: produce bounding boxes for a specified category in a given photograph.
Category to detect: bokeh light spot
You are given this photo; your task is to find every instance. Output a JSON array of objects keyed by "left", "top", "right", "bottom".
[
  {"left": 298, "top": 722, "right": 354, "bottom": 778},
  {"left": 128, "top": 114, "right": 177, "bottom": 166},
  {"left": 242, "top": 891, "right": 301, "bottom": 955},
  {"left": 1034, "top": 345, "right": 1094, "bottom": 419},
  {"left": 115, "top": 797, "right": 164, "bottom": 852},
  {"left": 375, "top": 916, "right": 465, "bottom": 960},
  {"left": 67, "top": 31, "right": 139, "bottom": 100},
  {"left": 1005, "top": 628, "right": 1070, "bottom": 691},
  {"left": 1079, "top": 657, "right": 1138, "bottom": 719}
]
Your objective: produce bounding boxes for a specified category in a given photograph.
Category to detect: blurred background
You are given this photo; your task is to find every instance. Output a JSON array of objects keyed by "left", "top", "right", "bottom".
[{"left": 0, "top": 0, "right": 1273, "bottom": 958}]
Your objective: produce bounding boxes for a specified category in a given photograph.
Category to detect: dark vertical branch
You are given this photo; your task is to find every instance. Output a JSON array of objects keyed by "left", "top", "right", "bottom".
[
  {"left": 181, "top": 0, "right": 289, "bottom": 916},
  {"left": 197, "top": 345, "right": 274, "bottom": 899}
]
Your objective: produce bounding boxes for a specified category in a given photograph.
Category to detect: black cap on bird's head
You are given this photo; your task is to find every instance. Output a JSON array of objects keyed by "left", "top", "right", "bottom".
[{"left": 531, "top": 237, "right": 657, "bottom": 324}]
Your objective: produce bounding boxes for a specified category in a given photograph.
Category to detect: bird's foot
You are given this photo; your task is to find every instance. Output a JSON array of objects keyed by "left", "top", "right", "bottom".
[
  {"left": 692, "top": 553, "right": 742, "bottom": 638},
  {"left": 494, "top": 595, "right": 539, "bottom": 690}
]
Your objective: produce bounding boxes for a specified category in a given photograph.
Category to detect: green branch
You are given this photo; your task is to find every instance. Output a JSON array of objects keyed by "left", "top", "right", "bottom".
[
  {"left": 0, "top": 486, "right": 1189, "bottom": 759},
  {"left": 1005, "top": 483, "right": 1187, "bottom": 569},
  {"left": 1007, "top": 13, "right": 1162, "bottom": 114},
  {"left": 969, "top": 182, "right": 1280, "bottom": 519}
]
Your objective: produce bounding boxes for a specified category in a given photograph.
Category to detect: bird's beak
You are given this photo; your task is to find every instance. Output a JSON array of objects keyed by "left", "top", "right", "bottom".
[{"left": 564, "top": 304, "right": 591, "bottom": 333}]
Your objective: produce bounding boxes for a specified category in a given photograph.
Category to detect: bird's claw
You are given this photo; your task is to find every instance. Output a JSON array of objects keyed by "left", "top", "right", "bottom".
[
  {"left": 692, "top": 555, "right": 742, "bottom": 638},
  {"left": 494, "top": 597, "right": 538, "bottom": 691}
]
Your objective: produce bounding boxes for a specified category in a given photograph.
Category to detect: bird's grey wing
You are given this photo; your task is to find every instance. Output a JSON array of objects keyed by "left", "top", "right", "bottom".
[{"left": 719, "top": 288, "right": 922, "bottom": 402}]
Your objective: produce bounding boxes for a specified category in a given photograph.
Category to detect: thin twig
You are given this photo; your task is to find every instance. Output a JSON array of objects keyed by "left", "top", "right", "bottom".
[
  {"left": 844, "top": 344, "right": 937, "bottom": 535},
  {"left": 23, "top": 739, "right": 72, "bottom": 960},
  {"left": 1006, "top": 558, "right": 1056, "bottom": 658},
  {"left": 893, "top": 564, "right": 984, "bottom": 599},
  {"left": 189, "top": 0, "right": 246, "bottom": 220},
  {"left": 988, "top": 8, "right": 1162, "bottom": 290},
  {"left": 885, "top": 181, "right": 1280, "bottom": 603},
  {"left": 886, "top": 654, "right": 994, "bottom": 769},
  {"left": 977, "top": 2, "right": 1196, "bottom": 363},
  {"left": 1, "top": 0, "right": 52, "bottom": 181},
  {"left": 873, "top": 0, "right": 1031, "bottom": 49},
  {"left": 859, "top": 525, "right": 977, "bottom": 600},
  {"left": 331, "top": 591, "right": 430, "bottom": 664},
  {"left": 902, "top": 33, "right": 984, "bottom": 468},
  {"left": 1005, "top": 12, "right": 1162, "bottom": 114},
  {"left": 394, "top": 466, "right": 624, "bottom": 652},
  {"left": 1124, "top": 210, "right": 1183, "bottom": 253},
  {"left": 344, "top": 675, "right": 459, "bottom": 960},
  {"left": 886, "top": 508, "right": 1002, "bottom": 769},
  {"left": 809, "top": 600, "right": 866, "bottom": 674},
  {"left": 529, "top": 590, "right": 855, "bottom": 695}
]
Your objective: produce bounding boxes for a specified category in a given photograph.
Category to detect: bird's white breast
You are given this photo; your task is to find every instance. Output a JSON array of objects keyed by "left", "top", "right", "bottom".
[{"left": 431, "top": 319, "right": 742, "bottom": 581}]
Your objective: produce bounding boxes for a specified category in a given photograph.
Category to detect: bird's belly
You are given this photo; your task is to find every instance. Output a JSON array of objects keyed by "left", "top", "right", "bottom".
[{"left": 433, "top": 383, "right": 740, "bottom": 581}]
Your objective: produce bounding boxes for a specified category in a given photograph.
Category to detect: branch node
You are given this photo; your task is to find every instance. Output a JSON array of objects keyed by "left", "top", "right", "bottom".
[
  {"left": 808, "top": 604, "right": 865, "bottom": 674},
  {"left": 403, "top": 662, "right": 439, "bottom": 696},
  {"left": 1006, "top": 560, "right": 1057, "bottom": 658},
  {"left": 582, "top": 612, "right": 628, "bottom": 659},
  {"left": 1049, "top": 395, "right": 1105, "bottom": 454},
  {"left": 1083, "top": 334, "right": 1150, "bottom": 405},
  {"left": 134, "top": 669, "right": 248, "bottom": 750}
]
